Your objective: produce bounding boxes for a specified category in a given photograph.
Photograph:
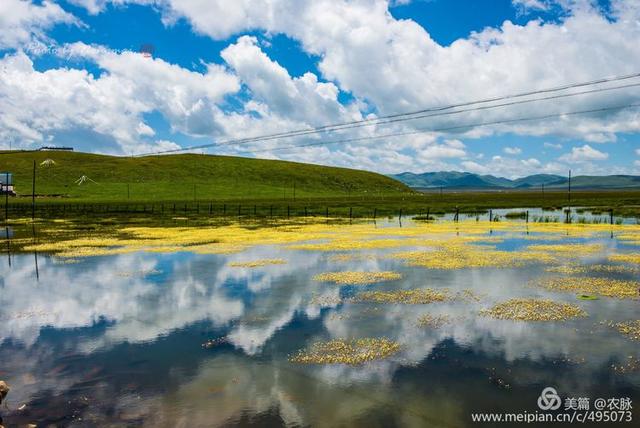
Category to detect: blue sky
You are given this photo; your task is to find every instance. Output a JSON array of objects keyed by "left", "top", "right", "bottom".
[{"left": 1, "top": 0, "right": 639, "bottom": 177}]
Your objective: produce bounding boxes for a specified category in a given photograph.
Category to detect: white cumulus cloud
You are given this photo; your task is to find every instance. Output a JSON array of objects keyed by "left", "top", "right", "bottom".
[
  {"left": 559, "top": 144, "right": 609, "bottom": 162},
  {"left": 0, "top": 0, "right": 78, "bottom": 50},
  {"left": 503, "top": 146, "right": 522, "bottom": 155},
  {"left": 544, "top": 142, "right": 563, "bottom": 149},
  {"left": 0, "top": 44, "right": 240, "bottom": 154}
]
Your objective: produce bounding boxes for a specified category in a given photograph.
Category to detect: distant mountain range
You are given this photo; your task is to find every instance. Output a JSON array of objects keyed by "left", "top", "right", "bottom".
[{"left": 391, "top": 171, "right": 640, "bottom": 189}]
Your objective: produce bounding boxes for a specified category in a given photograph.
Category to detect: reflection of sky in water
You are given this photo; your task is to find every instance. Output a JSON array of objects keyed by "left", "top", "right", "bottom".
[{"left": 0, "top": 226, "right": 639, "bottom": 427}]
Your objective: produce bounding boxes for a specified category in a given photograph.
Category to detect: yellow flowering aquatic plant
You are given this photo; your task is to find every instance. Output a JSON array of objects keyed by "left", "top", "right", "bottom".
[
  {"left": 15, "top": 218, "right": 635, "bottom": 260},
  {"left": 536, "top": 277, "right": 639, "bottom": 299},
  {"left": 327, "top": 253, "right": 378, "bottom": 262},
  {"left": 608, "top": 253, "right": 640, "bottom": 264},
  {"left": 349, "top": 288, "right": 450, "bottom": 304},
  {"left": 417, "top": 314, "right": 452, "bottom": 328},
  {"left": 545, "top": 264, "right": 640, "bottom": 274},
  {"left": 526, "top": 243, "right": 604, "bottom": 256},
  {"left": 289, "top": 338, "right": 400, "bottom": 365},
  {"left": 312, "top": 271, "right": 402, "bottom": 285},
  {"left": 614, "top": 320, "right": 640, "bottom": 341},
  {"left": 480, "top": 298, "right": 587, "bottom": 321},
  {"left": 390, "top": 242, "right": 556, "bottom": 269}
]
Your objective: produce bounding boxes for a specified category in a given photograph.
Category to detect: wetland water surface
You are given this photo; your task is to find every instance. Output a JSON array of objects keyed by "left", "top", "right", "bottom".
[{"left": 0, "top": 218, "right": 639, "bottom": 427}]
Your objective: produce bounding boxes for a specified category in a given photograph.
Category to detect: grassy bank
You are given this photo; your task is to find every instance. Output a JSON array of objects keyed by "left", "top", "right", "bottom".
[{"left": 0, "top": 151, "right": 410, "bottom": 201}]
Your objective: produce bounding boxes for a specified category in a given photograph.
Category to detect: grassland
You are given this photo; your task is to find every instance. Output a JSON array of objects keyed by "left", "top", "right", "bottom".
[
  {"left": 1, "top": 150, "right": 640, "bottom": 219},
  {"left": 0, "top": 151, "right": 409, "bottom": 200}
]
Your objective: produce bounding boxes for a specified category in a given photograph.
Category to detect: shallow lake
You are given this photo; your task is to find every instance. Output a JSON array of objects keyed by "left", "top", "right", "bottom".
[{"left": 1, "top": 218, "right": 639, "bottom": 427}]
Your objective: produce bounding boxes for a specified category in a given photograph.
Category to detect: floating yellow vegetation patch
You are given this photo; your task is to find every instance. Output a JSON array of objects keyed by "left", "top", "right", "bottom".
[
  {"left": 520, "top": 234, "right": 565, "bottom": 241},
  {"left": 189, "top": 244, "right": 247, "bottom": 255},
  {"left": 52, "top": 246, "right": 139, "bottom": 258},
  {"left": 612, "top": 357, "right": 640, "bottom": 374},
  {"left": 526, "top": 243, "right": 604, "bottom": 256},
  {"left": 457, "top": 289, "right": 484, "bottom": 302},
  {"left": 309, "top": 293, "right": 342, "bottom": 306},
  {"left": 22, "top": 223, "right": 335, "bottom": 257},
  {"left": 229, "top": 259, "right": 287, "bottom": 268},
  {"left": 608, "top": 253, "right": 640, "bottom": 264},
  {"left": 537, "top": 277, "right": 639, "bottom": 299},
  {"left": 16, "top": 219, "right": 637, "bottom": 259},
  {"left": 614, "top": 320, "right": 640, "bottom": 341},
  {"left": 350, "top": 288, "right": 449, "bottom": 304},
  {"left": 25, "top": 237, "right": 129, "bottom": 251},
  {"left": 527, "top": 222, "right": 618, "bottom": 237},
  {"left": 480, "top": 298, "right": 587, "bottom": 321},
  {"left": 289, "top": 338, "right": 400, "bottom": 365},
  {"left": 391, "top": 243, "right": 555, "bottom": 270},
  {"left": 313, "top": 271, "right": 402, "bottom": 285},
  {"left": 327, "top": 253, "right": 378, "bottom": 262},
  {"left": 616, "top": 233, "right": 640, "bottom": 246},
  {"left": 545, "top": 264, "right": 640, "bottom": 274},
  {"left": 417, "top": 314, "right": 451, "bottom": 328},
  {"left": 290, "top": 238, "right": 426, "bottom": 252}
]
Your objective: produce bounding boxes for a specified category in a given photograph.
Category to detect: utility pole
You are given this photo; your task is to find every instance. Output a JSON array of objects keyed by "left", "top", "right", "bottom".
[
  {"left": 568, "top": 170, "right": 571, "bottom": 203},
  {"left": 32, "top": 160, "right": 36, "bottom": 220},
  {"left": 4, "top": 172, "right": 8, "bottom": 222}
]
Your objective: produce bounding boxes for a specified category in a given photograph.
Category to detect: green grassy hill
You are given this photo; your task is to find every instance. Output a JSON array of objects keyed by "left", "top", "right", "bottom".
[{"left": 0, "top": 151, "right": 410, "bottom": 202}]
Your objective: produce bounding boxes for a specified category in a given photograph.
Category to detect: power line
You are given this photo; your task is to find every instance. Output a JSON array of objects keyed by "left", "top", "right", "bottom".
[
  {"left": 137, "top": 71, "right": 640, "bottom": 156},
  {"left": 242, "top": 82, "right": 640, "bottom": 152},
  {"left": 149, "top": 83, "right": 640, "bottom": 155},
  {"left": 230, "top": 102, "right": 640, "bottom": 154},
  {"left": 313, "top": 82, "right": 640, "bottom": 130}
]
